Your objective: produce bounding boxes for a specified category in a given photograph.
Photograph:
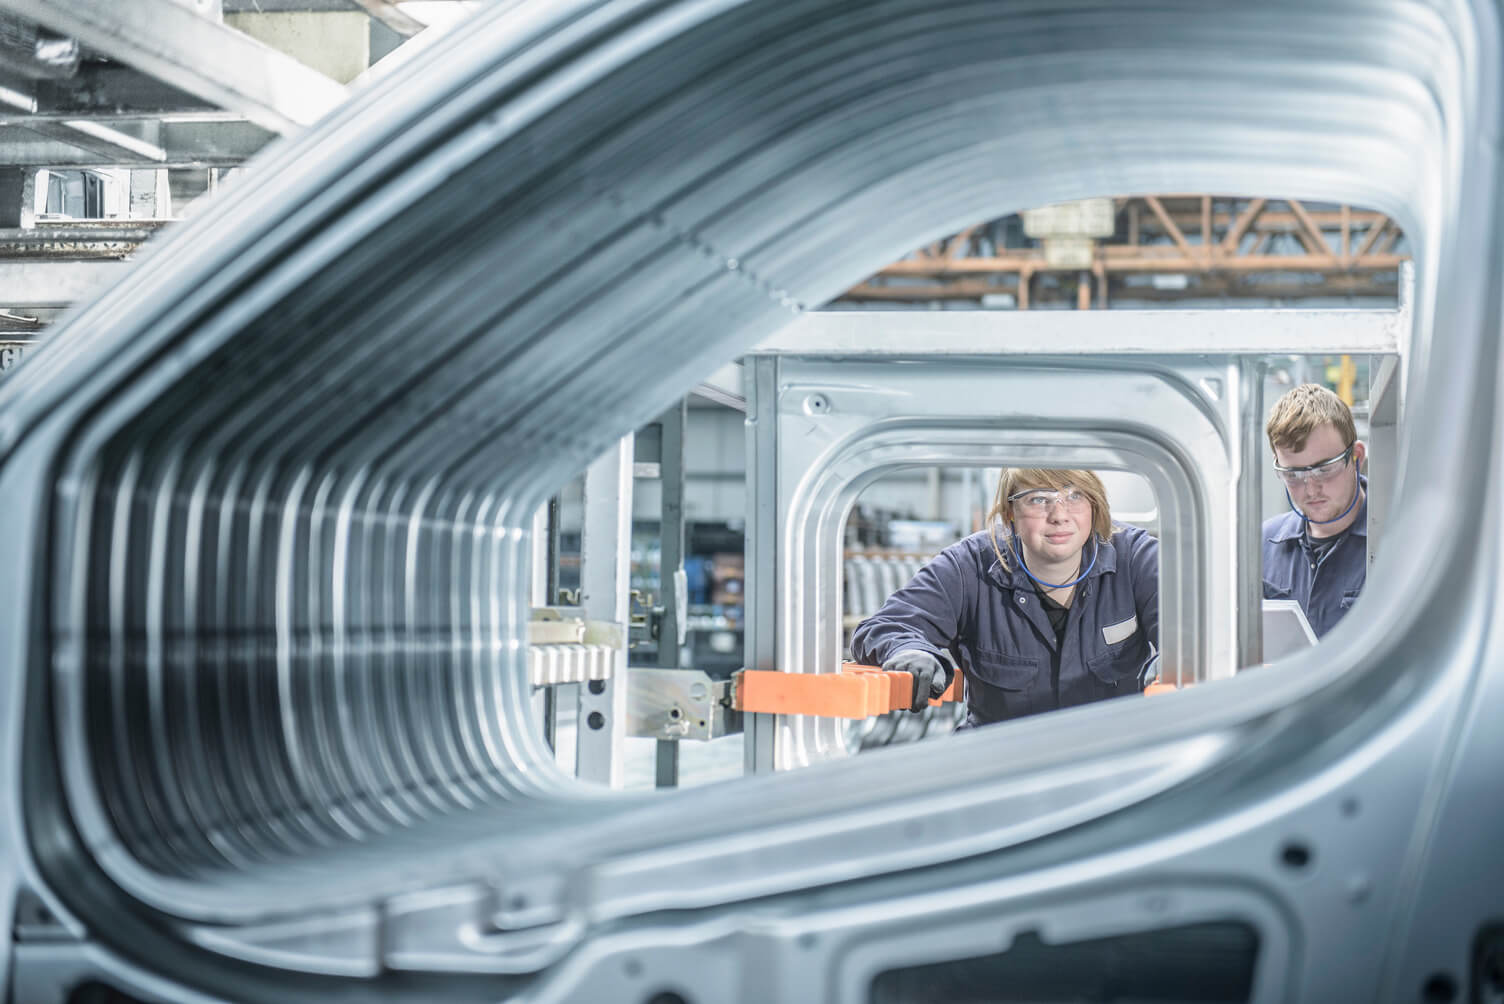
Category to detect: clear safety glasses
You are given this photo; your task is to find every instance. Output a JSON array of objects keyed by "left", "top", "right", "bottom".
[
  {"left": 1009, "top": 486, "right": 1092, "bottom": 516},
  {"left": 1273, "top": 444, "right": 1354, "bottom": 488}
]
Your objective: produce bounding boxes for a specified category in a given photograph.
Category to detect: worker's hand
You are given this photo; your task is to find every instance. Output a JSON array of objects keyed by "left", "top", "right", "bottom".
[
  {"left": 1138, "top": 653, "right": 1162, "bottom": 689},
  {"left": 882, "top": 650, "right": 953, "bottom": 713},
  {"left": 1140, "top": 654, "right": 1177, "bottom": 695}
]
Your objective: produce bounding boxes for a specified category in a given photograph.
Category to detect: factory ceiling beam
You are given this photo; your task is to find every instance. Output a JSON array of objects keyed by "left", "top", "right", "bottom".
[
  {"left": 220, "top": 0, "right": 432, "bottom": 36},
  {"left": 842, "top": 196, "right": 1409, "bottom": 306},
  {"left": 0, "top": 70, "right": 173, "bottom": 163},
  {"left": 222, "top": 0, "right": 378, "bottom": 9},
  {"left": 1220, "top": 197, "right": 1265, "bottom": 253},
  {"left": 0, "top": 119, "right": 273, "bottom": 168},
  {"left": 349, "top": 0, "right": 426, "bottom": 37},
  {"left": 0, "top": 0, "right": 348, "bottom": 134},
  {"left": 1, "top": 65, "right": 220, "bottom": 121},
  {"left": 1143, "top": 195, "right": 1196, "bottom": 259},
  {"left": 23, "top": 120, "right": 166, "bottom": 164}
]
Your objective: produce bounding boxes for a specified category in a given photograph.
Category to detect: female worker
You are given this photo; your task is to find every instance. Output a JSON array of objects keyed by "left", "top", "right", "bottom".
[{"left": 850, "top": 468, "right": 1160, "bottom": 727}]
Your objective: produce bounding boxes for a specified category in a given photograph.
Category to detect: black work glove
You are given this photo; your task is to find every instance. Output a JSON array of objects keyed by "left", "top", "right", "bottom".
[{"left": 882, "top": 650, "right": 954, "bottom": 713}]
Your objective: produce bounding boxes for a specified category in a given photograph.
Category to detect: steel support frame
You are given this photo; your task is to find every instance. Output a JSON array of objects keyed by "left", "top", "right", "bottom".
[
  {"left": 0, "top": 119, "right": 273, "bottom": 170},
  {"left": 743, "top": 357, "right": 779, "bottom": 775},
  {"left": 0, "top": 0, "right": 347, "bottom": 135},
  {"left": 747, "top": 308, "right": 1402, "bottom": 771},
  {"left": 1, "top": 63, "right": 218, "bottom": 121},
  {"left": 652, "top": 400, "right": 688, "bottom": 787},
  {"left": 21, "top": 119, "right": 167, "bottom": 165},
  {"left": 575, "top": 435, "right": 632, "bottom": 787},
  {"left": 691, "top": 362, "right": 746, "bottom": 411}
]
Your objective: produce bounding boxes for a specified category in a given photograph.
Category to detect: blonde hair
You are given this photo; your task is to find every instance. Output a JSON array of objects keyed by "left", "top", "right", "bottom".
[
  {"left": 986, "top": 468, "right": 1114, "bottom": 571},
  {"left": 1266, "top": 383, "right": 1357, "bottom": 454}
]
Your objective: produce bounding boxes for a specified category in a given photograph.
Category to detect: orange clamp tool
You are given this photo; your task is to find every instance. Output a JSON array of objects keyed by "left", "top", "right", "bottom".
[{"left": 733, "top": 662, "right": 964, "bottom": 719}]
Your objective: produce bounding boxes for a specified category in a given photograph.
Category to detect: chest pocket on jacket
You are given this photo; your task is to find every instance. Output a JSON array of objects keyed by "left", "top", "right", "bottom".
[
  {"left": 1262, "top": 576, "right": 1293, "bottom": 600},
  {"left": 1261, "top": 549, "right": 1296, "bottom": 600},
  {"left": 966, "top": 647, "right": 1047, "bottom": 724},
  {"left": 1084, "top": 617, "right": 1148, "bottom": 689},
  {"left": 969, "top": 647, "right": 1043, "bottom": 690},
  {"left": 1340, "top": 588, "right": 1361, "bottom": 611}
]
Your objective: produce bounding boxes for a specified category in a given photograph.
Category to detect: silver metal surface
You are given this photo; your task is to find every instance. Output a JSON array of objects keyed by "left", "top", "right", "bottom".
[
  {"left": 1261, "top": 599, "right": 1319, "bottom": 661},
  {"left": 766, "top": 306, "right": 1405, "bottom": 356},
  {"left": 527, "top": 612, "right": 624, "bottom": 687},
  {"left": 624, "top": 668, "right": 737, "bottom": 742},
  {"left": 0, "top": 0, "right": 1497, "bottom": 1001},
  {"left": 744, "top": 354, "right": 780, "bottom": 776},
  {"left": 528, "top": 644, "right": 616, "bottom": 687},
  {"left": 527, "top": 611, "right": 588, "bottom": 645}
]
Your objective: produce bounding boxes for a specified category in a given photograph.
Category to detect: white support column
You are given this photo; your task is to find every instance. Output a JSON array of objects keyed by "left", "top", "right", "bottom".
[{"left": 575, "top": 435, "right": 632, "bottom": 787}]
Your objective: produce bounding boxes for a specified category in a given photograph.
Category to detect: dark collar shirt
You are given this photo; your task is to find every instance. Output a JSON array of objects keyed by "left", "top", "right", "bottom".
[
  {"left": 1261, "top": 475, "right": 1368, "bottom": 639},
  {"left": 850, "top": 524, "right": 1160, "bottom": 727}
]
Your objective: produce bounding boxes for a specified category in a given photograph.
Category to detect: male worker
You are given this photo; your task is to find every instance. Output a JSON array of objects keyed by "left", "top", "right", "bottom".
[{"left": 1262, "top": 383, "right": 1367, "bottom": 638}]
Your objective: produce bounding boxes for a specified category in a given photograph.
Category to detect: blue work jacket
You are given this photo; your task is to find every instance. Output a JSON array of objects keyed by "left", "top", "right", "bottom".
[
  {"left": 850, "top": 525, "right": 1160, "bottom": 727},
  {"left": 1261, "top": 477, "right": 1368, "bottom": 638}
]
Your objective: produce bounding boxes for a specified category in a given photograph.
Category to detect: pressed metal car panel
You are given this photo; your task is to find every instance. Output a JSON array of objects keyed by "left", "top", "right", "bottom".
[{"left": 0, "top": 1, "right": 1501, "bottom": 1002}]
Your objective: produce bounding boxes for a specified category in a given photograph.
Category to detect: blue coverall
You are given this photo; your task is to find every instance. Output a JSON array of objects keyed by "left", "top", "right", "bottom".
[
  {"left": 850, "top": 525, "right": 1160, "bottom": 726},
  {"left": 1261, "top": 476, "right": 1368, "bottom": 638}
]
